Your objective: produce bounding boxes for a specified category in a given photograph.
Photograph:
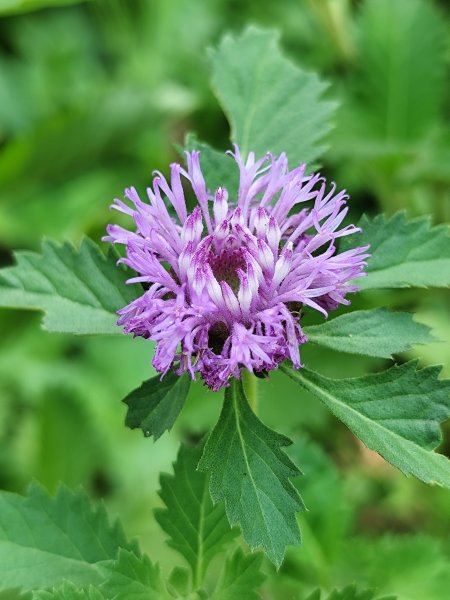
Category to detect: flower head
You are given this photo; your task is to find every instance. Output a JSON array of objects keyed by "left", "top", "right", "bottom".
[{"left": 104, "top": 146, "right": 369, "bottom": 391}]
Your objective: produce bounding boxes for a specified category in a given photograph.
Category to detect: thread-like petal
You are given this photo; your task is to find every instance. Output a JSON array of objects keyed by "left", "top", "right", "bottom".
[{"left": 106, "top": 146, "right": 369, "bottom": 389}]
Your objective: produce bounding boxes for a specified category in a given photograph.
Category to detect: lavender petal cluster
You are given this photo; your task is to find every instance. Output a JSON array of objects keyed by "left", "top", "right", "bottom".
[{"left": 104, "top": 146, "right": 369, "bottom": 391}]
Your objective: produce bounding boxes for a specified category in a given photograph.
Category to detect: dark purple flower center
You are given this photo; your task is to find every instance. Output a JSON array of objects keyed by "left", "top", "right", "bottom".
[
  {"left": 208, "top": 321, "right": 230, "bottom": 354},
  {"left": 208, "top": 248, "right": 246, "bottom": 293}
]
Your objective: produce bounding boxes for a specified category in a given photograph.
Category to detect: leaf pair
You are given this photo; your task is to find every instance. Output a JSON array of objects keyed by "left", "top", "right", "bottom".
[
  {"left": 0, "top": 450, "right": 264, "bottom": 599},
  {"left": 124, "top": 355, "right": 450, "bottom": 567},
  {"left": 156, "top": 443, "right": 264, "bottom": 598},
  {"left": 123, "top": 373, "right": 304, "bottom": 568}
]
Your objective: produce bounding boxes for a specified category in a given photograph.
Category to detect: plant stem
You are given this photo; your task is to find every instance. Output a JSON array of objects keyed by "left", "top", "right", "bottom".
[{"left": 242, "top": 370, "right": 258, "bottom": 415}]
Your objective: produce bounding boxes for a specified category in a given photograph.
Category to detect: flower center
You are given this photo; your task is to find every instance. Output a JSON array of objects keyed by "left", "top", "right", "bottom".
[
  {"left": 208, "top": 249, "right": 246, "bottom": 293},
  {"left": 208, "top": 321, "right": 230, "bottom": 354}
]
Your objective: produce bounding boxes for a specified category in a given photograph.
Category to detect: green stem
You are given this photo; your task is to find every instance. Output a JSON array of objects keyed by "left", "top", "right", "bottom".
[
  {"left": 242, "top": 370, "right": 258, "bottom": 415},
  {"left": 192, "top": 482, "right": 207, "bottom": 591}
]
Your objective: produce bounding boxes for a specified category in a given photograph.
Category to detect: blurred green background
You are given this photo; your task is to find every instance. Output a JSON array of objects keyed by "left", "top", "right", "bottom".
[{"left": 0, "top": 0, "right": 449, "bottom": 598}]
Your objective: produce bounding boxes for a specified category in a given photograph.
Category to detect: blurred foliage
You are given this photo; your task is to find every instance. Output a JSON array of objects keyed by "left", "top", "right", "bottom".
[{"left": 0, "top": 0, "right": 450, "bottom": 598}]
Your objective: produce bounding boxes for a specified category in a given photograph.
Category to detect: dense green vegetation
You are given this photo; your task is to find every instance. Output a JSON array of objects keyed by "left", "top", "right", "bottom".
[{"left": 0, "top": 1, "right": 449, "bottom": 598}]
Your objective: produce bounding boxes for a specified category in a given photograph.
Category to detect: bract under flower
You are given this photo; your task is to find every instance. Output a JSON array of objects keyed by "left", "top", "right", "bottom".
[{"left": 104, "top": 146, "right": 369, "bottom": 390}]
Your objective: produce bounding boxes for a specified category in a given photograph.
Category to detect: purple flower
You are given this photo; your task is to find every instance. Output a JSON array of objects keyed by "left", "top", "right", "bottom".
[{"left": 104, "top": 146, "right": 369, "bottom": 391}]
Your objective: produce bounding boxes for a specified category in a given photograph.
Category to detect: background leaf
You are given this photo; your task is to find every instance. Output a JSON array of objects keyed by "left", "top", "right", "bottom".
[
  {"left": 355, "top": 0, "right": 446, "bottom": 143},
  {"left": 288, "top": 434, "right": 354, "bottom": 566},
  {"left": 343, "top": 213, "right": 450, "bottom": 289},
  {"left": 96, "top": 550, "right": 169, "bottom": 600},
  {"left": 198, "top": 378, "right": 303, "bottom": 567},
  {"left": 209, "top": 26, "right": 336, "bottom": 165},
  {"left": 327, "top": 0, "right": 448, "bottom": 217},
  {"left": 304, "top": 308, "right": 435, "bottom": 358},
  {"left": 305, "top": 585, "right": 396, "bottom": 600},
  {"left": 281, "top": 361, "right": 450, "bottom": 487},
  {"left": 213, "top": 548, "right": 265, "bottom": 600},
  {"left": 0, "top": 239, "right": 136, "bottom": 334},
  {"left": 155, "top": 443, "right": 237, "bottom": 589},
  {"left": 123, "top": 372, "right": 191, "bottom": 440},
  {"left": 34, "top": 583, "right": 105, "bottom": 600},
  {"left": 0, "top": 484, "right": 136, "bottom": 591}
]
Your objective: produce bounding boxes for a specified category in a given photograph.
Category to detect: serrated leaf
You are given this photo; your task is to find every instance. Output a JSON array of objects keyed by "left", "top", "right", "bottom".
[
  {"left": 0, "top": 239, "right": 137, "bottom": 334},
  {"left": 123, "top": 372, "right": 191, "bottom": 440},
  {"left": 97, "top": 549, "right": 169, "bottom": 600},
  {"left": 32, "top": 552, "right": 169, "bottom": 599},
  {"left": 0, "top": 484, "right": 136, "bottom": 591},
  {"left": 198, "top": 378, "right": 303, "bottom": 567},
  {"left": 281, "top": 361, "right": 450, "bottom": 487},
  {"left": 342, "top": 213, "right": 450, "bottom": 289},
  {"left": 305, "top": 585, "right": 396, "bottom": 600},
  {"left": 34, "top": 583, "right": 105, "bottom": 600},
  {"left": 155, "top": 443, "right": 237, "bottom": 588},
  {"left": 184, "top": 135, "right": 239, "bottom": 198},
  {"left": 213, "top": 548, "right": 265, "bottom": 600},
  {"left": 356, "top": 0, "right": 445, "bottom": 143},
  {"left": 304, "top": 308, "right": 435, "bottom": 358},
  {"left": 210, "top": 26, "right": 335, "bottom": 164}
]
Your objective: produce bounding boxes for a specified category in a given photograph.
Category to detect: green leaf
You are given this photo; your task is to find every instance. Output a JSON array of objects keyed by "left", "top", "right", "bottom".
[
  {"left": 305, "top": 585, "right": 396, "bottom": 600},
  {"left": 36, "top": 553, "right": 170, "bottom": 600},
  {"left": 34, "top": 583, "right": 105, "bottom": 600},
  {"left": 281, "top": 361, "right": 450, "bottom": 487},
  {"left": 0, "top": 239, "right": 137, "bottom": 335},
  {"left": 198, "top": 378, "right": 303, "bottom": 567},
  {"left": 210, "top": 26, "right": 335, "bottom": 165},
  {"left": 355, "top": 0, "right": 446, "bottom": 143},
  {"left": 123, "top": 372, "right": 191, "bottom": 440},
  {"left": 0, "top": 484, "right": 136, "bottom": 591},
  {"left": 155, "top": 443, "right": 237, "bottom": 589},
  {"left": 96, "top": 549, "right": 169, "bottom": 600},
  {"left": 213, "top": 548, "right": 265, "bottom": 600},
  {"left": 304, "top": 308, "right": 435, "bottom": 358},
  {"left": 342, "top": 213, "right": 450, "bottom": 289}
]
